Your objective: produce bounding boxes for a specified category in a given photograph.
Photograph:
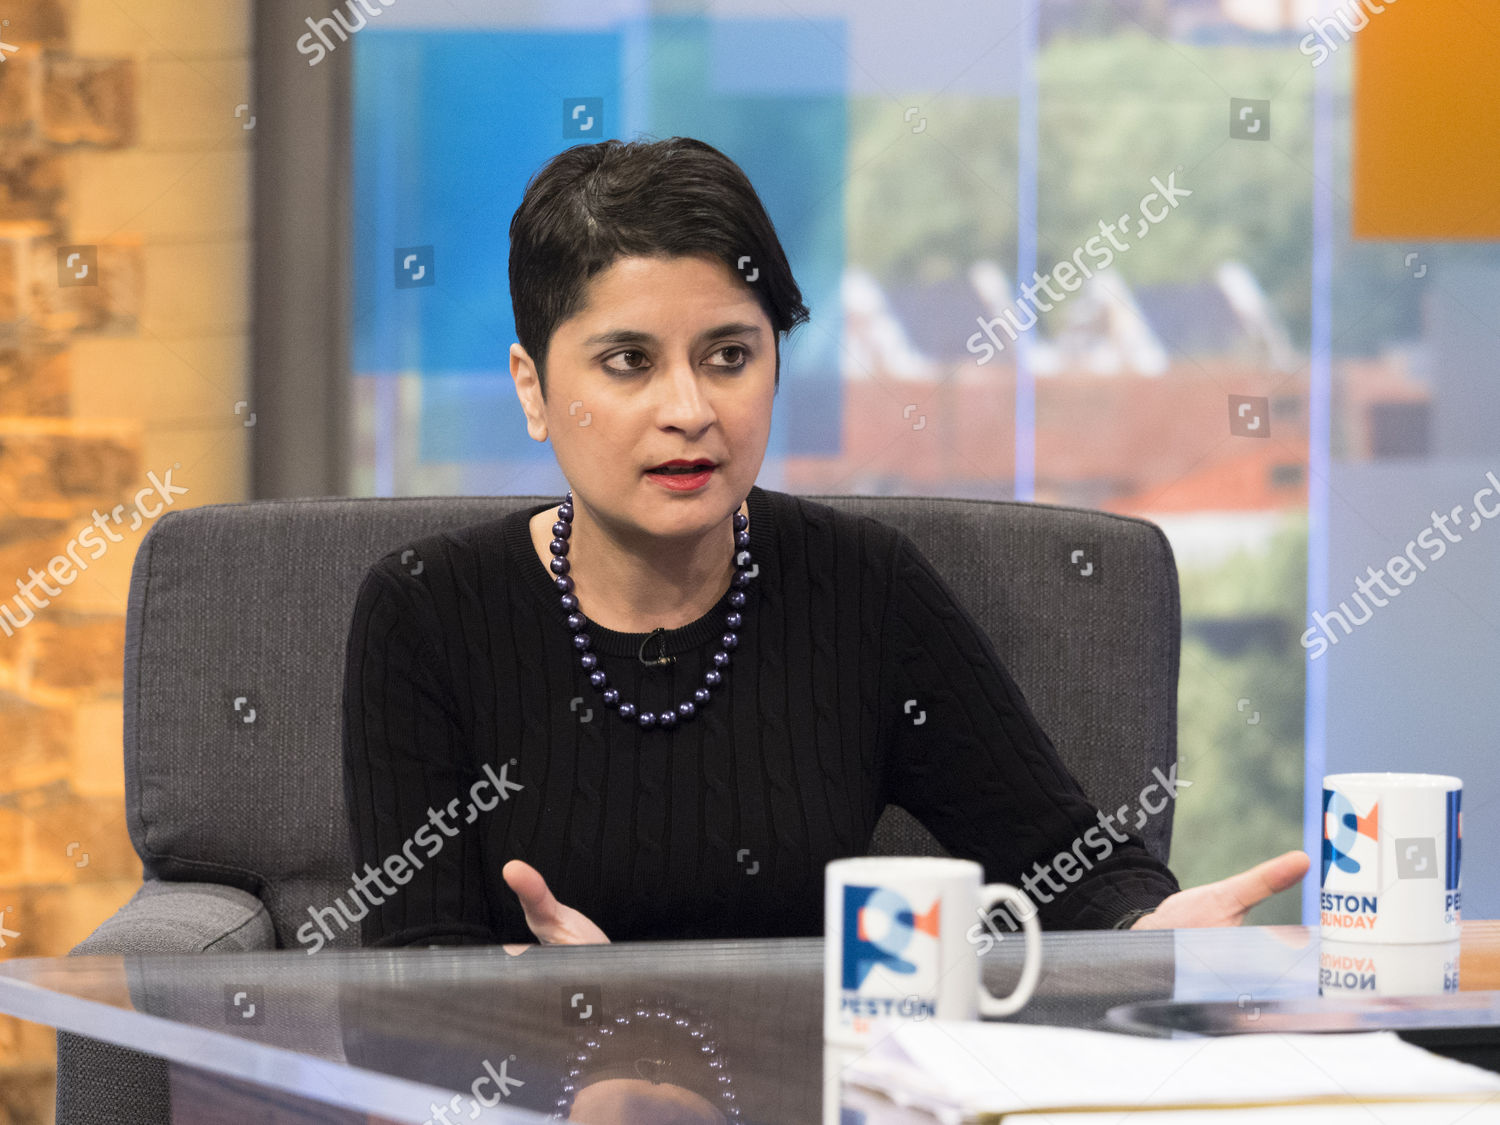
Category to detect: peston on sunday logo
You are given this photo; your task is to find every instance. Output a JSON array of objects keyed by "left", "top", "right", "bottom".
[
  {"left": 840, "top": 885, "right": 940, "bottom": 1021},
  {"left": 1321, "top": 788, "right": 1382, "bottom": 929},
  {"left": 1321, "top": 787, "right": 1463, "bottom": 930}
]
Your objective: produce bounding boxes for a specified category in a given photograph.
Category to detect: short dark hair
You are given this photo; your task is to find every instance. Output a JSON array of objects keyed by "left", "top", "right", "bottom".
[{"left": 508, "top": 136, "right": 810, "bottom": 398}]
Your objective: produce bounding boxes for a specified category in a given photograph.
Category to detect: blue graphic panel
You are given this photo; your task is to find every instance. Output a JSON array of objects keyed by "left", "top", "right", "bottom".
[
  {"left": 352, "top": 17, "right": 845, "bottom": 465},
  {"left": 354, "top": 30, "right": 621, "bottom": 464}
]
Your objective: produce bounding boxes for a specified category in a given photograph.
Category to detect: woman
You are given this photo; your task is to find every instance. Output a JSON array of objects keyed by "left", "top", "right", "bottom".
[{"left": 341, "top": 136, "right": 1308, "bottom": 949}]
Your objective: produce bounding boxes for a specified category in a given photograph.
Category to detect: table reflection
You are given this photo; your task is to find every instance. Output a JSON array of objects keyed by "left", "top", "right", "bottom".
[
  {"left": 334, "top": 942, "right": 825, "bottom": 1122},
  {"left": 16, "top": 924, "right": 1491, "bottom": 1123},
  {"left": 555, "top": 997, "right": 738, "bottom": 1122}
]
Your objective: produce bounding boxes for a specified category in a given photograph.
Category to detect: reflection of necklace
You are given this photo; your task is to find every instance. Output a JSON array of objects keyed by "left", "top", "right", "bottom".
[
  {"left": 553, "top": 1002, "right": 742, "bottom": 1121},
  {"left": 549, "top": 490, "right": 756, "bottom": 731}
]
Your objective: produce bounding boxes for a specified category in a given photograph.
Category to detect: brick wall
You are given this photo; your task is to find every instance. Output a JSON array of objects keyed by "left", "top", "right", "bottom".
[{"left": 0, "top": 2, "right": 252, "bottom": 1120}]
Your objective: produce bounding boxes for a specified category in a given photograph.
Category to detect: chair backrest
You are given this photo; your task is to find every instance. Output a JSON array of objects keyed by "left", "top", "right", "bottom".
[{"left": 121, "top": 494, "right": 1179, "bottom": 947}]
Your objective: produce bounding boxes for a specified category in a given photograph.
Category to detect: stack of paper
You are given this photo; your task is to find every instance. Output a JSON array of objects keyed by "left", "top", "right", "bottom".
[{"left": 837, "top": 1022, "right": 1500, "bottom": 1122}]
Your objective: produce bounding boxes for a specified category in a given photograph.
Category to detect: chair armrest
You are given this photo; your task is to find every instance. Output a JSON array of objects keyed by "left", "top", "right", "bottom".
[
  {"left": 56, "top": 882, "right": 276, "bottom": 1125},
  {"left": 70, "top": 879, "right": 276, "bottom": 956}
]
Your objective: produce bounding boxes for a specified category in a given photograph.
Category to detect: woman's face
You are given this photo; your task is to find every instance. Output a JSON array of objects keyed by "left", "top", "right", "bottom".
[{"left": 510, "top": 253, "right": 775, "bottom": 540}]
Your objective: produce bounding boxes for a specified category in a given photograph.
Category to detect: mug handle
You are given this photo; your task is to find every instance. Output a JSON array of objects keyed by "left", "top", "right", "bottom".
[{"left": 975, "top": 883, "right": 1042, "bottom": 1018}]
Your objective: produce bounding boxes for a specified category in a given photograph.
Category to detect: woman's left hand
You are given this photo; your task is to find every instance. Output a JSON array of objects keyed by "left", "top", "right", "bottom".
[
  {"left": 502, "top": 859, "right": 611, "bottom": 944},
  {"left": 1131, "top": 849, "right": 1311, "bottom": 929}
]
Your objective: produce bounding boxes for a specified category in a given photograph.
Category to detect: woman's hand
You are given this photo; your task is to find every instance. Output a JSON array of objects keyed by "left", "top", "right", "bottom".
[
  {"left": 502, "top": 859, "right": 610, "bottom": 944},
  {"left": 1131, "top": 849, "right": 1310, "bottom": 929}
]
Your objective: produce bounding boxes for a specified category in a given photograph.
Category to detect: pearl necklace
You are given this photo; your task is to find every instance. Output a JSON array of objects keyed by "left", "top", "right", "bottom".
[{"left": 549, "top": 491, "right": 755, "bottom": 731}]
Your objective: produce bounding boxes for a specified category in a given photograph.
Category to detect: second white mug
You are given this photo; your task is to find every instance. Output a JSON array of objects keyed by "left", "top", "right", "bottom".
[
  {"left": 1321, "top": 772, "right": 1462, "bottom": 944},
  {"left": 824, "top": 856, "right": 1042, "bottom": 1045}
]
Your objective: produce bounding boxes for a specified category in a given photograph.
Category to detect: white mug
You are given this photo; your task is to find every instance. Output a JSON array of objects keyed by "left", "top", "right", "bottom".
[
  {"left": 1321, "top": 772, "right": 1462, "bottom": 944},
  {"left": 824, "top": 856, "right": 1041, "bottom": 1045}
]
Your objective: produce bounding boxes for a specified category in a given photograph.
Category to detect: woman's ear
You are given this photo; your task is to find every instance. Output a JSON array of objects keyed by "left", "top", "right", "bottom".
[{"left": 510, "top": 343, "right": 549, "bottom": 442}]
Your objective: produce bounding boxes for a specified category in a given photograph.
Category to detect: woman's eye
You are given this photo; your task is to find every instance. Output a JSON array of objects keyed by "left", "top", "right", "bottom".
[
  {"left": 602, "top": 350, "right": 648, "bottom": 375},
  {"left": 709, "top": 345, "right": 748, "bottom": 370}
]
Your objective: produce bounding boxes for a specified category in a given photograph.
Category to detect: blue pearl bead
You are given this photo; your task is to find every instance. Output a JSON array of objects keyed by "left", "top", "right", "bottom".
[{"left": 550, "top": 489, "right": 750, "bottom": 740}]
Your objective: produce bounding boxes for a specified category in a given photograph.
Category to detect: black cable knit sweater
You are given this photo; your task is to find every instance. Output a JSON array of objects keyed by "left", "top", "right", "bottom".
[{"left": 340, "top": 485, "right": 1178, "bottom": 946}]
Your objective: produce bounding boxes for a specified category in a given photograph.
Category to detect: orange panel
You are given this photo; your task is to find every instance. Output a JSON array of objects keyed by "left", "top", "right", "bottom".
[{"left": 1352, "top": 0, "right": 1500, "bottom": 239}]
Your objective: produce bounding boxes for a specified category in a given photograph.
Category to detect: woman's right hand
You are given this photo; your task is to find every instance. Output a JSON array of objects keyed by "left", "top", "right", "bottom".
[{"left": 502, "top": 859, "right": 611, "bottom": 945}]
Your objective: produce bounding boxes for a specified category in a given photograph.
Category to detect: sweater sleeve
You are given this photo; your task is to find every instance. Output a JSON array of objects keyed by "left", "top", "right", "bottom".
[
  {"left": 341, "top": 557, "right": 498, "bottom": 947},
  {"left": 878, "top": 534, "right": 1179, "bottom": 930}
]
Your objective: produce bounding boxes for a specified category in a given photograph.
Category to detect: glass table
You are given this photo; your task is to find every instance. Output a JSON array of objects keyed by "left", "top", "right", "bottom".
[{"left": 2, "top": 921, "right": 1497, "bottom": 1124}]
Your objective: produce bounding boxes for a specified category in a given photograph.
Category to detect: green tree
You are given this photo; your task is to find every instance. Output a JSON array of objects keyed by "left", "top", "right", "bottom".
[
  {"left": 1172, "top": 519, "right": 1308, "bottom": 923},
  {"left": 846, "top": 31, "right": 1434, "bottom": 355}
]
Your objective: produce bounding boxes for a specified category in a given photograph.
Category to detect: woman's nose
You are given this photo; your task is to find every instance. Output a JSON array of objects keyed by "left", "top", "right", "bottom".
[{"left": 656, "top": 361, "right": 716, "bottom": 431}]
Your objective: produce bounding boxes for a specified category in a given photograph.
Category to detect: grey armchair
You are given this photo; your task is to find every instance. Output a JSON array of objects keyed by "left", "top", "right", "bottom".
[{"left": 55, "top": 493, "right": 1180, "bottom": 1124}]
